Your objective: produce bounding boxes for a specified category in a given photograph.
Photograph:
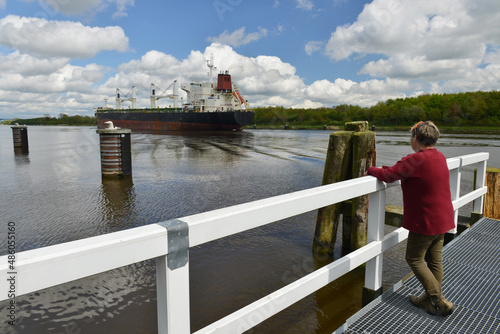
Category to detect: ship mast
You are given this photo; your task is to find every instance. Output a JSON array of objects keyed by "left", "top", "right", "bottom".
[
  {"left": 206, "top": 53, "right": 215, "bottom": 81},
  {"left": 150, "top": 81, "right": 179, "bottom": 108},
  {"left": 116, "top": 86, "right": 136, "bottom": 109}
]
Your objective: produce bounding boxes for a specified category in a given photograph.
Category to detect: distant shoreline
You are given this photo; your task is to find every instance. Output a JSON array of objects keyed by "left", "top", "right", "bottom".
[{"left": 245, "top": 124, "right": 500, "bottom": 134}]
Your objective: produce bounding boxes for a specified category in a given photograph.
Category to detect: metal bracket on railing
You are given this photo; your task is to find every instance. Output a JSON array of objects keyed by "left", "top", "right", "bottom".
[{"left": 158, "top": 219, "right": 189, "bottom": 270}]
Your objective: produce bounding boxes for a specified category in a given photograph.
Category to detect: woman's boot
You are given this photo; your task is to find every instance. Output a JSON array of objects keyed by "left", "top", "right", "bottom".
[
  {"left": 430, "top": 296, "right": 457, "bottom": 316},
  {"left": 409, "top": 293, "right": 437, "bottom": 314}
]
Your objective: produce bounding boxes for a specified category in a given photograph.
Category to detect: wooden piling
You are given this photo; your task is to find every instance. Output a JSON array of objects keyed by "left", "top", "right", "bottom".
[
  {"left": 484, "top": 167, "right": 500, "bottom": 219},
  {"left": 314, "top": 121, "right": 376, "bottom": 257},
  {"left": 313, "top": 131, "right": 353, "bottom": 256},
  {"left": 341, "top": 201, "right": 353, "bottom": 256},
  {"left": 349, "top": 131, "right": 376, "bottom": 251},
  {"left": 314, "top": 121, "right": 377, "bottom": 306},
  {"left": 345, "top": 121, "right": 369, "bottom": 132},
  {"left": 385, "top": 205, "right": 404, "bottom": 227}
]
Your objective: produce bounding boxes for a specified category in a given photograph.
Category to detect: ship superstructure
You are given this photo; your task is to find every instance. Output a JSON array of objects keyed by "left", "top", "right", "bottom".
[{"left": 182, "top": 71, "right": 249, "bottom": 113}]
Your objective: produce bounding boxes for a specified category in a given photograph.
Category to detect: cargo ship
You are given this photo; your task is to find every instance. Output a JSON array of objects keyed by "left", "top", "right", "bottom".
[{"left": 95, "top": 58, "right": 254, "bottom": 132}]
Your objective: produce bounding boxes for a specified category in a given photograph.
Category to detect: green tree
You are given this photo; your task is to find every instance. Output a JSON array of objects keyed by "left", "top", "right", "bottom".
[
  {"left": 463, "top": 92, "right": 487, "bottom": 123},
  {"left": 371, "top": 102, "right": 390, "bottom": 125},
  {"left": 447, "top": 101, "right": 461, "bottom": 125}
]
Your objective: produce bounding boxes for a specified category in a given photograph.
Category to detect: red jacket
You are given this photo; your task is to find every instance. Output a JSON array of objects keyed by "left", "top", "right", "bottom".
[{"left": 367, "top": 148, "right": 455, "bottom": 235}]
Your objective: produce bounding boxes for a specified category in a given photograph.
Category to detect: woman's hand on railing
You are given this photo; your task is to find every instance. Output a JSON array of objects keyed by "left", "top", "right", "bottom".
[{"left": 364, "top": 167, "right": 381, "bottom": 176}]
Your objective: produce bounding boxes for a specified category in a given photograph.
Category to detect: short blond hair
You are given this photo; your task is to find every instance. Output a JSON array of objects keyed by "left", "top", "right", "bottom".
[{"left": 411, "top": 121, "right": 440, "bottom": 147}]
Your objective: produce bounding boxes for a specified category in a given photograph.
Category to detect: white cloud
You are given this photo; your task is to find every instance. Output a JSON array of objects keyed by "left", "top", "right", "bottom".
[
  {"left": 207, "top": 27, "right": 268, "bottom": 47},
  {"left": 0, "top": 53, "right": 107, "bottom": 94},
  {"left": 305, "top": 41, "right": 323, "bottom": 56},
  {"left": 0, "top": 51, "right": 110, "bottom": 118},
  {"left": 0, "top": 51, "right": 70, "bottom": 76},
  {"left": 25, "top": 0, "right": 134, "bottom": 17},
  {"left": 296, "top": 0, "right": 313, "bottom": 10},
  {"left": 112, "top": 0, "right": 135, "bottom": 17},
  {"left": 359, "top": 55, "right": 483, "bottom": 82},
  {"left": 37, "top": 0, "right": 102, "bottom": 15},
  {"left": 0, "top": 15, "right": 129, "bottom": 58},
  {"left": 332, "top": 0, "right": 348, "bottom": 6},
  {"left": 304, "top": 77, "right": 409, "bottom": 106},
  {"left": 323, "top": 0, "right": 500, "bottom": 86},
  {"left": 294, "top": 99, "right": 324, "bottom": 109},
  {"left": 437, "top": 62, "right": 500, "bottom": 93}
]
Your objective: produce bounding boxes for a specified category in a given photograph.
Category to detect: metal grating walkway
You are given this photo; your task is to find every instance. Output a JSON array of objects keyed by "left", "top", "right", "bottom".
[{"left": 334, "top": 217, "right": 500, "bottom": 334}]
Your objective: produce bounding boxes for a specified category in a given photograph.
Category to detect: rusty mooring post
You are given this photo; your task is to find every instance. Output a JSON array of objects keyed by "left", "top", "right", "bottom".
[{"left": 313, "top": 121, "right": 376, "bottom": 257}]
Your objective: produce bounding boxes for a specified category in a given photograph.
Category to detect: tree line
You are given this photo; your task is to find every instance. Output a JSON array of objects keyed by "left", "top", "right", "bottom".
[
  {"left": 4, "top": 114, "right": 96, "bottom": 126},
  {"left": 253, "top": 90, "right": 500, "bottom": 128}
]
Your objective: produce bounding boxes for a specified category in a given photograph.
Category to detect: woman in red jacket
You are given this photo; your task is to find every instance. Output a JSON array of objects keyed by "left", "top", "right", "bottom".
[{"left": 366, "top": 121, "right": 456, "bottom": 316}]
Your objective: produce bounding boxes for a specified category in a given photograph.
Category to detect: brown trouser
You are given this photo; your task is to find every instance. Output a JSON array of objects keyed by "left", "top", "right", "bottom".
[{"left": 405, "top": 232, "right": 445, "bottom": 300}]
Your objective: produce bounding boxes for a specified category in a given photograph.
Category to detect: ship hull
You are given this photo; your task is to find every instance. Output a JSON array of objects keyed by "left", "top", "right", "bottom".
[{"left": 96, "top": 110, "right": 254, "bottom": 132}]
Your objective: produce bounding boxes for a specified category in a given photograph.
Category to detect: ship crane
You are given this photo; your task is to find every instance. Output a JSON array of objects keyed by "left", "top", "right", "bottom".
[
  {"left": 116, "top": 86, "right": 136, "bottom": 109},
  {"left": 150, "top": 81, "right": 179, "bottom": 108},
  {"left": 232, "top": 83, "right": 250, "bottom": 110}
]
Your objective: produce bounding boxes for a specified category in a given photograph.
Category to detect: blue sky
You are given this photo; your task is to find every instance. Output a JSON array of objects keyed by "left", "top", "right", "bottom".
[{"left": 0, "top": 0, "right": 499, "bottom": 119}]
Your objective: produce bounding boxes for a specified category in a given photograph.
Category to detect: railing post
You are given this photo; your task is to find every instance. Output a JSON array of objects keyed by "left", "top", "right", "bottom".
[
  {"left": 362, "top": 184, "right": 385, "bottom": 306},
  {"left": 156, "top": 220, "right": 191, "bottom": 334},
  {"left": 473, "top": 160, "right": 487, "bottom": 214},
  {"left": 448, "top": 160, "right": 461, "bottom": 235}
]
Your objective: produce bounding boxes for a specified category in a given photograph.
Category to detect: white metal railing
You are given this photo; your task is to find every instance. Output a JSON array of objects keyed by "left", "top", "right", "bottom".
[{"left": 0, "top": 152, "right": 489, "bottom": 333}]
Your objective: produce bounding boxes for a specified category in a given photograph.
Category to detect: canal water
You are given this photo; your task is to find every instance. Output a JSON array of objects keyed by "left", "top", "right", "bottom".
[{"left": 0, "top": 126, "right": 499, "bottom": 333}]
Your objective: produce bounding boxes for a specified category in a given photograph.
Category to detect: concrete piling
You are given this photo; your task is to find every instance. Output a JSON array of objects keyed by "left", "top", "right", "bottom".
[{"left": 97, "top": 122, "right": 132, "bottom": 178}]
